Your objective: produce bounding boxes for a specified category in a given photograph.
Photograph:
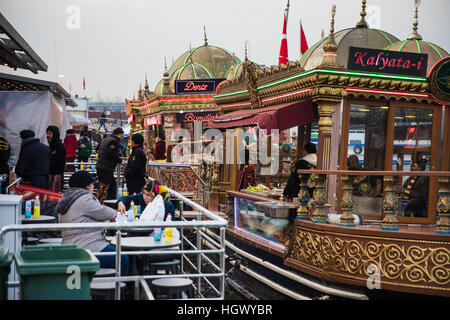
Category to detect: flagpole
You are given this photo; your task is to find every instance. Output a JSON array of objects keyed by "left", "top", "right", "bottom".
[{"left": 299, "top": 19, "right": 302, "bottom": 60}]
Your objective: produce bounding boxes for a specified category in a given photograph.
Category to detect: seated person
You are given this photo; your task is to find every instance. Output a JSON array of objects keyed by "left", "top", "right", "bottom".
[
  {"left": 118, "top": 180, "right": 180, "bottom": 267},
  {"left": 404, "top": 161, "right": 429, "bottom": 217},
  {"left": 281, "top": 142, "right": 317, "bottom": 201},
  {"left": 117, "top": 179, "right": 176, "bottom": 221},
  {"left": 57, "top": 171, "right": 129, "bottom": 276}
]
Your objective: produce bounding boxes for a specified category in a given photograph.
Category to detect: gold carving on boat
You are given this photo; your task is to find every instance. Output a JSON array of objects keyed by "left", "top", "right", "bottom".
[{"left": 288, "top": 228, "right": 450, "bottom": 289}]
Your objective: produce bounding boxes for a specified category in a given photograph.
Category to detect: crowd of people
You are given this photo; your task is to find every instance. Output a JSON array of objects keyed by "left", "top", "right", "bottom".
[{"left": 0, "top": 124, "right": 177, "bottom": 275}]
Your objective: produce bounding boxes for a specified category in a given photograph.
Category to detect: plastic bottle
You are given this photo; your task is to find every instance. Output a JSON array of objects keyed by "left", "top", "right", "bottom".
[
  {"left": 122, "top": 183, "right": 128, "bottom": 197},
  {"left": 165, "top": 213, "right": 173, "bottom": 243},
  {"left": 25, "top": 200, "right": 32, "bottom": 219},
  {"left": 153, "top": 227, "right": 161, "bottom": 241},
  {"left": 117, "top": 187, "right": 123, "bottom": 199},
  {"left": 33, "top": 195, "right": 40, "bottom": 219},
  {"left": 80, "top": 161, "right": 84, "bottom": 171},
  {"left": 130, "top": 200, "right": 135, "bottom": 220},
  {"left": 127, "top": 209, "right": 134, "bottom": 222},
  {"left": 137, "top": 205, "right": 141, "bottom": 217}
]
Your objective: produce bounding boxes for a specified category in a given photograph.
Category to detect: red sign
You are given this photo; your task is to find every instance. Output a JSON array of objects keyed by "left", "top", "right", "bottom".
[
  {"left": 144, "top": 115, "right": 162, "bottom": 126},
  {"left": 176, "top": 112, "right": 218, "bottom": 123}
]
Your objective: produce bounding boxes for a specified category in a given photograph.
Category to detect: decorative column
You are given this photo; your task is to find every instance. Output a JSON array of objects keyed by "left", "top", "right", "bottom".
[
  {"left": 315, "top": 100, "right": 335, "bottom": 171},
  {"left": 339, "top": 175, "right": 355, "bottom": 227},
  {"left": 382, "top": 176, "right": 399, "bottom": 231},
  {"left": 311, "top": 174, "right": 327, "bottom": 223},
  {"left": 296, "top": 174, "right": 309, "bottom": 220},
  {"left": 436, "top": 177, "right": 450, "bottom": 234},
  {"left": 208, "top": 163, "right": 221, "bottom": 211}
]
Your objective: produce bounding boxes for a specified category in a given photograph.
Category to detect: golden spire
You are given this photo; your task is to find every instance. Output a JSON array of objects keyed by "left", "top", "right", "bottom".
[
  {"left": 408, "top": 0, "right": 422, "bottom": 40},
  {"left": 163, "top": 56, "right": 171, "bottom": 95},
  {"left": 320, "top": 5, "right": 340, "bottom": 68},
  {"left": 203, "top": 25, "right": 208, "bottom": 46},
  {"left": 356, "top": 0, "right": 368, "bottom": 28},
  {"left": 144, "top": 73, "right": 149, "bottom": 91},
  {"left": 244, "top": 41, "right": 248, "bottom": 62},
  {"left": 138, "top": 82, "right": 142, "bottom": 101}
]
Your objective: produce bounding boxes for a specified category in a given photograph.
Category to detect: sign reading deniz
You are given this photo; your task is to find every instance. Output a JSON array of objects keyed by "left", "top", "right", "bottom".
[
  {"left": 175, "top": 79, "right": 225, "bottom": 94},
  {"left": 348, "top": 46, "right": 428, "bottom": 77}
]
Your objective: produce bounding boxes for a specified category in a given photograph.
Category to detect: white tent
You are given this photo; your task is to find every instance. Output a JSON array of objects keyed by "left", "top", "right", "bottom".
[{"left": 0, "top": 91, "right": 71, "bottom": 166}]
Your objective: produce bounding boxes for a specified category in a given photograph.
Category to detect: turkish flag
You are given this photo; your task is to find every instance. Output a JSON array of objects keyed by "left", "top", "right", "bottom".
[
  {"left": 83, "top": 76, "right": 86, "bottom": 90},
  {"left": 300, "top": 22, "right": 308, "bottom": 55},
  {"left": 278, "top": 11, "right": 288, "bottom": 64}
]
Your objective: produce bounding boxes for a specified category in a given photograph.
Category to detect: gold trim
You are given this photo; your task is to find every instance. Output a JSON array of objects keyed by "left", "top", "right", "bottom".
[{"left": 287, "top": 227, "right": 450, "bottom": 291}]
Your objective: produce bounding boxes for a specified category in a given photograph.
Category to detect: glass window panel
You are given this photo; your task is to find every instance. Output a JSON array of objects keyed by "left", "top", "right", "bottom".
[
  {"left": 393, "top": 107, "right": 433, "bottom": 218},
  {"left": 347, "top": 104, "right": 387, "bottom": 215}
]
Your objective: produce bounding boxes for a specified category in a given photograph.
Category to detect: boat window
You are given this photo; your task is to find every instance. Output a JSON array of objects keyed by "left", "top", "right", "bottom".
[
  {"left": 393, "top": 107, "right": 433, "bottom": 218},
  {"left": 347, "top": 104, "right": 387, "bottom": 215}
]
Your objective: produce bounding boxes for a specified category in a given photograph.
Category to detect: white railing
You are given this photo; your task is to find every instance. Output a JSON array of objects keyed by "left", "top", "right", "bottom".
[{"left": 0, "top": 184, "right": 227, "bottom": 300}]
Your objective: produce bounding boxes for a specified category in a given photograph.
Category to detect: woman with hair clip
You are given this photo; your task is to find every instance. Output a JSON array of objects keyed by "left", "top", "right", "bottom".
[{"left": 117, "top": 179, "right": 176, "bottom": 221}]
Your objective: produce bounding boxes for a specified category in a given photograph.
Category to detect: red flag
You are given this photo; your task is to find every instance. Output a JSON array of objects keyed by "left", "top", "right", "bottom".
[
  {"left": 278, "top": 10, "right": 288, "bottom": 64},
  {"left": 300, "top": 22, "right": 309, "bottom": 55},
  {"left": 83, "top": 75, "right": 86, "bottom": 90}
]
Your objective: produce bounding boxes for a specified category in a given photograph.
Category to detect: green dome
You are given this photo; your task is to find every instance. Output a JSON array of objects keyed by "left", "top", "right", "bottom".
[
  {"left": 299, "top": 27, "right": 400, "bottom": 70},
  {"left": 155, "top": 44, "right": 241, "bottom": 95},
  {"left": 385, "top": 39, "right": 449, "bottom": 75}
]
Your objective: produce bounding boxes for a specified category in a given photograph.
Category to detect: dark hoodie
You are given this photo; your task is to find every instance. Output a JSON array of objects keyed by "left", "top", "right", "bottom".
[
  {"left": 124, "top": 140, "right": 147, "bottom": 194},
  {"left": 15, "top": 136, "right": 50, "bottom": 189},
  {"left": 47, "top": 126, "right": 67, "bottom": 174}
]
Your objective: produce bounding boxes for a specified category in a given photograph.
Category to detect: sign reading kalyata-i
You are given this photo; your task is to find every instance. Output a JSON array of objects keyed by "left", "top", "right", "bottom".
[{"left": 347, "top": 46, "right": 428, "bottom": 77}]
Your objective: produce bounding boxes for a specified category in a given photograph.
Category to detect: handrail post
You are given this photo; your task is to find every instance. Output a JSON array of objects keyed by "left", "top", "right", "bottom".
[
  {"left": 311, "top": 174, "right": 328, "bottom": 223},
  {"left": 220, "top": 226, "right": 226, "bottom": 299},
  {"left": 436, "top": 177, "right": 450, "bottom": 234},
  {"left": 296, "top": 174, "right": 309, "bottom": 220},
  {"left": 115, "top": 230, "right": 122, "bottom": 300},
  {"left": 340, "top": 175, "right": 355, "bottom": 227},
  {"left": 197, "top": 211, "right": 202, "bottom": 295},
  {"left": 381, "top": 176, "right": 399, "bottom": 231}
]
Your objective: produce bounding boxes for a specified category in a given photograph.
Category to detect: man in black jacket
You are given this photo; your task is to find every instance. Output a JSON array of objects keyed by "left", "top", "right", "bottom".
[
  {"left": 95, "top": 127, "right": 126, "bottom": 203},
  {"left": 46, "top": 126, "right": 67, "bottom": 192},
  {"left": 15, "top": 129, "right": 51, "bottom": 190},
  {"left": 0, "top": 135, "right": 11, "bottom": 194},
  {"left": 125, "top": 133, "right": 147, "bottom": 194}
]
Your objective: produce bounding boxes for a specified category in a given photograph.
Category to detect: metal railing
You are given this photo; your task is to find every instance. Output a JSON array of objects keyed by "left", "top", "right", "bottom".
[
  {"left": 0, "top": 183, "right": 227, "bottom": 300},
  {"left": 147, "top": 162, "right": 211, "bottom": 207},
  {"left": 6, "top": 177, "right": 21, "bottom": 194},
  {"left": 296, "top": 169, "right": 450, "bottom": 233}
]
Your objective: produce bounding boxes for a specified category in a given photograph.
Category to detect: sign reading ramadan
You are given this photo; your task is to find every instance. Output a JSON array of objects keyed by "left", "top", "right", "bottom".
[
  {"left": 347, "top": 46, "right": 428, "bottom": 77},
  {"left": 175, "top": 79, "right": 225, "bottom": 95}
]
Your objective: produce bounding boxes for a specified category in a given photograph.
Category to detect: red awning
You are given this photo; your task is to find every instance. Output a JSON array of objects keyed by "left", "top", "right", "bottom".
[{"left": 206, "top": 100, "right": 314, "bottom": 130}]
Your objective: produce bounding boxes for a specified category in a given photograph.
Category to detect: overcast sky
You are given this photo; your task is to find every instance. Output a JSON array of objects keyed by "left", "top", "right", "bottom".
[{"left": 1, "top": 0, "right": 449, "bottom": 102}]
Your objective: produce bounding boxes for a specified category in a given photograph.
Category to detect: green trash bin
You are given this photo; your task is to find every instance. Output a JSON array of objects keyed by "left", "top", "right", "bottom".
[
  {"left": 14, "top": 244, "right": 100, "bottom": 300},
  {"left": 0, "top": 245, "right": 13, "bottom": 300}
]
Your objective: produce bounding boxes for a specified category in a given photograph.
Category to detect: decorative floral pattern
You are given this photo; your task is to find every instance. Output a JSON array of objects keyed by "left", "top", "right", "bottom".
[{"left": 288, "top": 228, "right": 450, "bottom": 292}]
